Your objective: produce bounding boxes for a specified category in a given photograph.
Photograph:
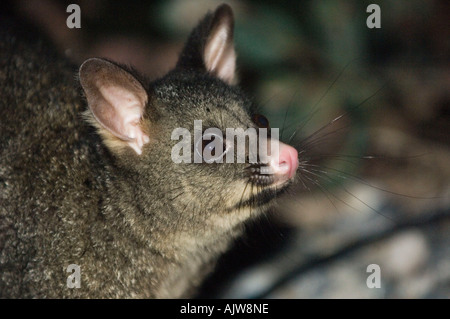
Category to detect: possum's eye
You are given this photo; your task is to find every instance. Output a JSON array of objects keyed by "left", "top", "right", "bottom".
[
  {"left": 252, "top": 114, "right": 270, "bottom": 129},
  {"left": 195, "top": 132, "right": 230, "bottom": 163}
]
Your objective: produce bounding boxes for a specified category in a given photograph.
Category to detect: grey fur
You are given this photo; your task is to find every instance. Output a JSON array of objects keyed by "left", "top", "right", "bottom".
[{"left": 0, "top": 4, "right": 291, "bottom": 298}]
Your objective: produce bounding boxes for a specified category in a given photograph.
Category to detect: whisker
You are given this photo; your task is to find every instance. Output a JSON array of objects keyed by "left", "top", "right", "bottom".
[
  {"left": 289, "top": 82, "right": 385, "bottom": 147},
  {"left": 287, "top": 58, "right": 360, "bottom": 144},
  {"left": 302, "top": 169, "right": 388, "bottom": 220},
  {"left": 302, "top": 163, "right": 440, "bottom": 200},
  {"left": 305, "top": 167, "right": 396, "bottom": 222},
  {"left": 302, "top": 174, "right": 341, "bottom": 215},
  {"left": 295, "top": 124, "right": 350, "bottom": 151},
  {"left": 280, "top": 89, "right": 301, "bottom": 141}
]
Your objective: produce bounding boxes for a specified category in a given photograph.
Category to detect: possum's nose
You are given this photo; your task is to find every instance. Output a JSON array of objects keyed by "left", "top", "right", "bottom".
[{"left": 270, "top": 141, "right": 299, "bottom": 181}]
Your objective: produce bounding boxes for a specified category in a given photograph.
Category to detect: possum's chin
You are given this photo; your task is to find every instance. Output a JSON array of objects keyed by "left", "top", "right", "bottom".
[{"left": 229, "top": 176, "right": 294, "bottom": 212}]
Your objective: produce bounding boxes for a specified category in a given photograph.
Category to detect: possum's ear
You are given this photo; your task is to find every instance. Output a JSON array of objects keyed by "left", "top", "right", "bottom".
[
  {"left": 204, "top": 4, "right": 236, "bottom": 84},
  {"left": 79, "top": 58, "right": 149, "bottom": 155},
  {"left": 177, "top": 4, "right": 236, "bottom": 84}
]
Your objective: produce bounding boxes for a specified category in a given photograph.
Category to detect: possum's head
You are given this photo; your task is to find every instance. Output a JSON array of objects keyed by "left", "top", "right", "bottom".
[{"left": 79, "top": 4, "right": 298, "bottom": 231}]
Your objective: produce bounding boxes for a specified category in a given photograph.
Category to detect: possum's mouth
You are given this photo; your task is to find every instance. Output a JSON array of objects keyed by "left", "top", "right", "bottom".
[
  {"left": 231, "top": 162, "right": 295, "bottom": 209},
  {"left": 230, "top": 178, "right": 292, "bottom": 211},
  {"left": 246, "top": 163, "right": 276, "bottom": 186},
  {"left": 229, "top": 141, "right": 299, "bottom": 211},
  {"left": 246, "top": 162, "right": 296, "bottom": 188},
  {"left": 240, "top": 182, "right": 291, "bottom": 209}
]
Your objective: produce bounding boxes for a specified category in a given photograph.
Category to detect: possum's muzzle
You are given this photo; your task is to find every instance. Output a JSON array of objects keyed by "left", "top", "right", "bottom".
[
  {"left": 246, "top": 141, "right": 298, "bottom": 187},
  {"left": 235, "top": 141, "right": 299, "bottom": 209}
]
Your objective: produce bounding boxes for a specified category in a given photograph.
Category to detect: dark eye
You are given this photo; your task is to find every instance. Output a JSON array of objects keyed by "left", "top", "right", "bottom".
[
  {"left": 252, "top": 114, "right": 270, "bottom": 128},
  {"left": 195, "top": 132, "right": 230, "bottom": 163}
]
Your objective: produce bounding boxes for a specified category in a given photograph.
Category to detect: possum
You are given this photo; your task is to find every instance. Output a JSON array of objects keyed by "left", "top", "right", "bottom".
[{"left": 0, "top": 4, "right": 299, "bottom": 298}]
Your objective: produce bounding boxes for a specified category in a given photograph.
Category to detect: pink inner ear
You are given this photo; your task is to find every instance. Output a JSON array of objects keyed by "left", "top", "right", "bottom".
[
  {"left": 216, "top": 47, "right": 236, "bottom": 84},
  {"left": 204, "top": 25, "right": 236, "bottom": 84},
  {"left": 99, "top": 85, "right": 143, "bottom": 138},
  {"left": 80, "top": 58, "right": 150, "bottom": 155},
  {"left": 96, "top": 85, "right": 149, "bottom": 155},
  {"left": 205, "top": 27, "right": 229, "bottom": 70}
]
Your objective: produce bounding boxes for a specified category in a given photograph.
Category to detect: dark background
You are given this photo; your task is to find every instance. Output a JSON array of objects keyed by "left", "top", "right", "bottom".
[{"left": 3, "top": 0, "right": 449, "bottom": 298}]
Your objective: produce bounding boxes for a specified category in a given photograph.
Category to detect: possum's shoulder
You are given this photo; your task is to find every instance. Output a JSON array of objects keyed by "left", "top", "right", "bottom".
[
  {"left": 0, "top": 15, "right": 83, "bottom": 129},
  {"left": 0, "top": 16, "right": 103, "bottom": 192}
]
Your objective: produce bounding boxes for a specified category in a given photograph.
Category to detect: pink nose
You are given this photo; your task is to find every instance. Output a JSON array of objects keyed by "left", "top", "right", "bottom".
[{"left": 271, "top": 141, "right": 299, "bottom": 181}]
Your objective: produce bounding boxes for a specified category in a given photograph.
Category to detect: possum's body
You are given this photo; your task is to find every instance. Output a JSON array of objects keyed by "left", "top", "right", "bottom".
[
  {"left": 0, "top": 17, "right": 234, "bottom": 299},
  {"left": 0, "top": 5, "right": 298, "bottom": 298}
]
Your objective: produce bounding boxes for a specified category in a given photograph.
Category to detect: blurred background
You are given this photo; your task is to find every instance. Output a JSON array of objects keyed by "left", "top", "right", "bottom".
[{"left": 3, "top": 0, "right": 449, "bottom": 298}]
